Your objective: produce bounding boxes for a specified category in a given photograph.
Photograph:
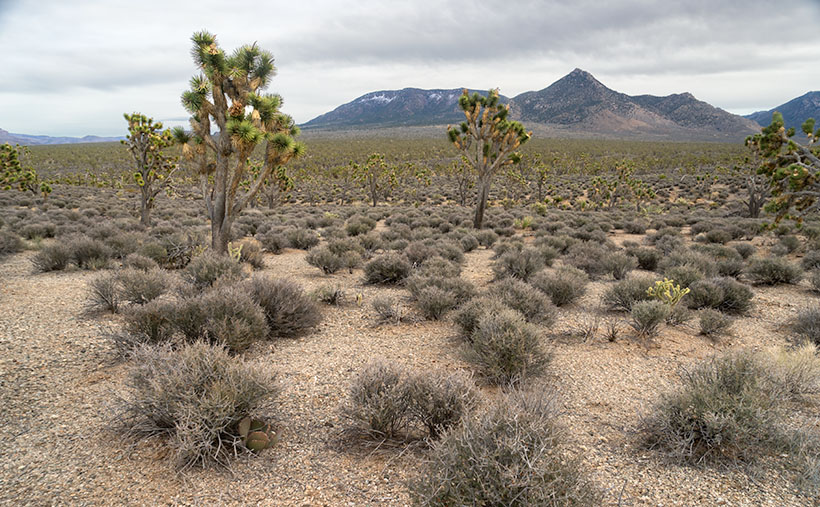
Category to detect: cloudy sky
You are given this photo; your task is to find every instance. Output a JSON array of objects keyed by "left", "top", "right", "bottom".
[{"left": 1, "top": 0, "right": 817, "bottom": 137}]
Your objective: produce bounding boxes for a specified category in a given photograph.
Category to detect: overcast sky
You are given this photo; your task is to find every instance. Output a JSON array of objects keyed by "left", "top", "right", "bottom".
[{"left": 1, "top": 0, "right": 818, "bottom": 137}]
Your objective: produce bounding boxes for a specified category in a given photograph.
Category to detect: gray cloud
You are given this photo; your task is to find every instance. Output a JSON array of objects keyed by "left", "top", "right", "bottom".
[{"left": 0, "top": 0, "right": 817, "bottom": 136}]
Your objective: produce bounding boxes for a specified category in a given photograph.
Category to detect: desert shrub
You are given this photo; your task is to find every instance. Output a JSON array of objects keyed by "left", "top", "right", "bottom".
[
  {"left": 406, "top": 271, "right": 475, "bottom": 300},
  {"left": 282, "top": 228, "right": 317, "bottom": 250},
  {"left": 86, "top": 272, "right": 121, "bottom": 313},
  {"left": 312, "top": 284, "right": 345, "bottom": 305},
  {"left": 643, "top": 350, "right": 793, "bottom": 466},
  {"left": 233, "top": 238, "right": 265, "bottom": 269},
  {"left": 416, "top": 256, "right": 461, "bottom": 278},
  {"left": 137, "top": 242, "right": 169, "bottom": 264},
  {"left": 658, "top": 250, "right": 717, "bottom": 279},
  {"left": 32, "top": 242, "right": 72, "bottom": 272},
  {"left": 415, "top": 286, "right": 458, "bottom": 320},
  {"left": 802, "top": 250, "right": 820, "bottom": 271},
  {"left": 306, "top": 246, "right": 345, "bottom": 274},
  {"left": 371, "top": 295, "right": 405, "bottom": 324},
  {"left": 122, "top": 253, "right": 159, "bottom": 271},
  {"left": 341, "top": 360, "right": 411, "bottom": 439},
  {"left": 19, "top": 222, "right": 56, "bottom": 240},
  {"left": 624, "top": 220, "right": 648, "bottom": 234},
  {"left": 565, "top": 241, "right": 610, "bottom": 279},
  {"left": 687, "top": 277, "right": 754, "bottom": 314},
  {"left": 0, "top": 230, "right": 24, "bottom": 257},
  {"left": 405, "top": 369, "right": 477, "bottom": 439},
  {"left": 364, "top": 253, "right": 411, "bottom": 284},
  {"left": 492, "top": 247, "right": 545, "bottom": 281},
  {"left": 69, "top": 236, "right": 112, "bottom": 270},
  {"left": 530, "top": 266, "right": 589, "bottom": 306},
  {"left": 459, "top": 234, "right": 479, "bottom": 252},
  {"left": 629, "top": 301, "right": 670, "bottom": 337},
  {"left": 779, "top": 235, "right": 802, "bottom": 254},
  {"left": 464, "top": 307, "right": 549, "bottom": 385},
  {"left": 746, "top": 258, "right": 803, "bottom": 285},
  {"left": 453, "top": 296, "right": 509, "bottom": 339},
  {"left": 733, "top": 242, "right": 756, "bottom": 260},
  {"left": 698, "top": 309, "right": 733, "bottom": 339},
  {"left": 769, "top": 343, "right": 820, "bottom": 400},
  {"left": 809, "top": 270, "right": 820, "bottom": 293},
  {"left": 667, "top": 304, "right": 692, "bottom": 326},
  {"left": 404, "top": 241, "right": 436, "bottom": 266},
  {"left": 105, "top": 231, "right": 144, "bottom": 259},
  {"left": 628, "top": 247, "right": 661, "bottom": 271},
  {"left": 602, "top": 274, "right": 656, "bottom": 312},
  {"left": 183, "top": 253, "right": 245, "bottom": 291},
  {"left": 245, "top": 275, "right": 321, "bottom": 338},
  {"left": 342, "top": 361, "right": 477, "bottom": 441},
  {"left": 663, "top": 264, "right": 703, "bottom": 289},
  {"left": 488, "top": 278, "right": 557, "bottom": 325},
  {"left": 258, "top": 230, "right": 289, "bottom": 254},
  {"left": 123, "top": 299, "right": 176, "bottom": 344},
  {"left": 345, "top": 215, "right": 377, "bottom": 236},
  {"left": 410, "top": 391, "right": 598, "bottom": 506},
  {"left": 117, "top": 268, "right": 171, "bottom": 305},
  {"left": 179, "top": 286, "right": 269, "bottom": 353},
  {"left": 605, "top": 251, "right": 638, "bottom": 280},
  {"left": 474, "top": 229, "right": 498, "bottom": 247},
  {"left": 357, "top": 231, "right": 383, "bottom": 254},
  {"left": 118, "top": 341, "right": 278, "bottom": 469},
  {"left": 790, "top": 306, "right": 820, "bottom": 346}
]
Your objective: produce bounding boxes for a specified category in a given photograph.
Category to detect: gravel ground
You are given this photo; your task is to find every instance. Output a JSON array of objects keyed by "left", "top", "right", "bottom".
[{"left": 0, "top": 238, "right": 817, "bottom": 505}]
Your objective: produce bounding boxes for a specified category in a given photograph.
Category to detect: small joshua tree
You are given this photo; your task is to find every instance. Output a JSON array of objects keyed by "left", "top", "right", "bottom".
[
  {"left": 447, "top": 89, "right": 531, "bottom": 228},
  {"left": 122, "top": 113, "right": 178, "bottom": 226},
  {"left": 176, "top": 30, "right": 304, "bottom": 254},
  {"left": 747, "top": 111, "right": 820, "bottom": 223},
  {"left": 1, "top": 143, "right": 51, "bottom": 201},
  {"left": 352, "top": 153, "right": 396, "bottom": 207}
]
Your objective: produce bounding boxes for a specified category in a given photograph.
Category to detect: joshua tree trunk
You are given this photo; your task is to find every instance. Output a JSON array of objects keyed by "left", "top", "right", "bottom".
[{"left": 473, "top": 176, "right": 491, "bottom": 229}]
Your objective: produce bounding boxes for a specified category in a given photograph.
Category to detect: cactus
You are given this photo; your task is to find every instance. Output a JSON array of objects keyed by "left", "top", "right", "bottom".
[{"left": 236, "top": 416, "right": 278, "bottom": 452}]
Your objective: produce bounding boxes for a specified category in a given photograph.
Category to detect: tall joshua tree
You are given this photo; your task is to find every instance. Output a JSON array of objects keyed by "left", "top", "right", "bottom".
[
  {"left": 447, "top": 89, "right": 531, "bottom": 229},
  {"left": 747, "top": 111, "right": 820, "bottom": 222},
  {"left": 122, "top": 113, "right": 178, "bottom": 226},
  {"left": 176, "top": 30, "right": 304, "bottom": 253}
]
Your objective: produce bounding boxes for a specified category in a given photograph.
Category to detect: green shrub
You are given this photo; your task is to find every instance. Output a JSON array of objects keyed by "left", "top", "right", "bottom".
[
  {"left": 69, "top": 236, "right": 112, "bottom": 270},
  {"left": 474, "top": 229, "right": 498, "bottom": 247},
  {"left": 733, "top": 242, "right": 756, "bottom": 260},
  {"left": 405, "top": 369, "right": 477, "bottom": 439},
  {"left": 628, "top": 247, "right": 661, "bottom": 271},
  {"left": 233, "top": 238, "right": 265, "bottom": 269},
  {"left": 258, "top": 230, "right": 289, "bottom": 254},
  {"left": 371, "top": 295, "right": 405, "bottom": 324},
  {"left": 183, "top": 253, "right": 245, "bottom": 290},
  {"left": 312, "top": 284, "right": 345, "bottom": 305},
  {"left": 530, "top": 266, "right": 588, "bottom": 306},
  {"left": 459, "top": 234, "right": 479, "bottom": 252},
  {"left": 117, "top": 341, "right": 278, "bottom": 469},
  {"left": 345, "top": 215, "right": 377, "bottom": 236},
  {"left": 122, "top": 253, "right": 159, "bottom": 271},
  {"left": 746, "top": 258, "right": 803, "bottom": 285},
  {"left": 488, "top": 278, "right": 557, "bottom": 325},
  {"left": 180, "top": 286, "right": 269, "bottom": 353},
  {"left": 410, "top": 391, "right": 598, "bottom": 506},
  {"left": 364, "top": 253, "right": 411, "bottom": 284},
  {"left": 629, "top": 301, "right": 670, "bottom": 337},
  {"left": 801, "top": 250, "right": 820, "bottom": 271},
  {"left": 464, "top": 307, "right": 549, "bottom": 385},
  {"left": 602, "top": 275, "right": 656, "bottom": 312},
  {"left": 245, "top": 275, "right": 321, "bottom": 338},
  {"left": 605, "top": 251, "right": 638, "bottom": 280},
  {"left": 123, "top": 299, "right": 176, "bottom": 344},
  {"left": 662, "top": 264, "right": 703, "bottom": 289},
  {"left": 810, "top": 269, "right": 820, "bottom": 293}
]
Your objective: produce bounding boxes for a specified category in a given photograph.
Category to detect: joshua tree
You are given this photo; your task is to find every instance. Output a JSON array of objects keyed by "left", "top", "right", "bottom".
[
  {"left": 447, "top": 89, "right": 531, "bottom": 228},
  {"left": 0, "top": 143, "right": 51, "bottom": 201},
  {"left": 747, "top": 112, "right": 820, "bottom": 222},
  {"left": 121, "top": 113, "right": 178, "bottom": 226},
  {"left": 176, "top": 30, "right": 304, "bottom": 253},
  {"left": 351, "top": 153, "right": 396, "bottom": 207}
]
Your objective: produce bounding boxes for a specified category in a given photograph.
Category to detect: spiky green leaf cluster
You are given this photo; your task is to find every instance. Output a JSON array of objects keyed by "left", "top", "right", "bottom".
[{"left": 1, "top": 143, "right": 51, "bottom": 198}]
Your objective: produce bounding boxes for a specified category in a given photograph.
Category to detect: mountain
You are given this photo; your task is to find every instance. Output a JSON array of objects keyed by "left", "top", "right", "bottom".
[
  {"left": 0, "top": 128, "right": 122, "bottom": 145},
  {"left": 301, "top": 88, "right": 508, "bottom": 130},
  {"left": 303, "top": 69, "right": 759, "bottom": 141},
  {"left": 745, "top": 91, "right": 820, "bottom": 131},
  {"left": 510, "top": 69, "right": 758, "bottom": 140}
]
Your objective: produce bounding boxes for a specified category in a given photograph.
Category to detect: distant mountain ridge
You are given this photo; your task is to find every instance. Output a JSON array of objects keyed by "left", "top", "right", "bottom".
[
  {"left": 745, "top": 91, "right": 820, "bottom": 131},
  {"left": 301, "top": 88, "right": 509, "bottom": 129},
  {"left": 0, "top": 128, "right": 122, "bottom": 146},
  {"left": 303, "top": 69, "right": 761, "bottom": 141}
]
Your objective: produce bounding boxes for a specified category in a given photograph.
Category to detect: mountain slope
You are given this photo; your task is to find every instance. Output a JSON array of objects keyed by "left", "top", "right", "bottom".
[
  {"left": 745, "top": 91, "right": 820, "bottom": 131},
  {"left": 0, "top": 129, "right": 122, "bottom": 145},
  {"left": 302, "top": 88, "right": 508, "bottom": 130}
]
